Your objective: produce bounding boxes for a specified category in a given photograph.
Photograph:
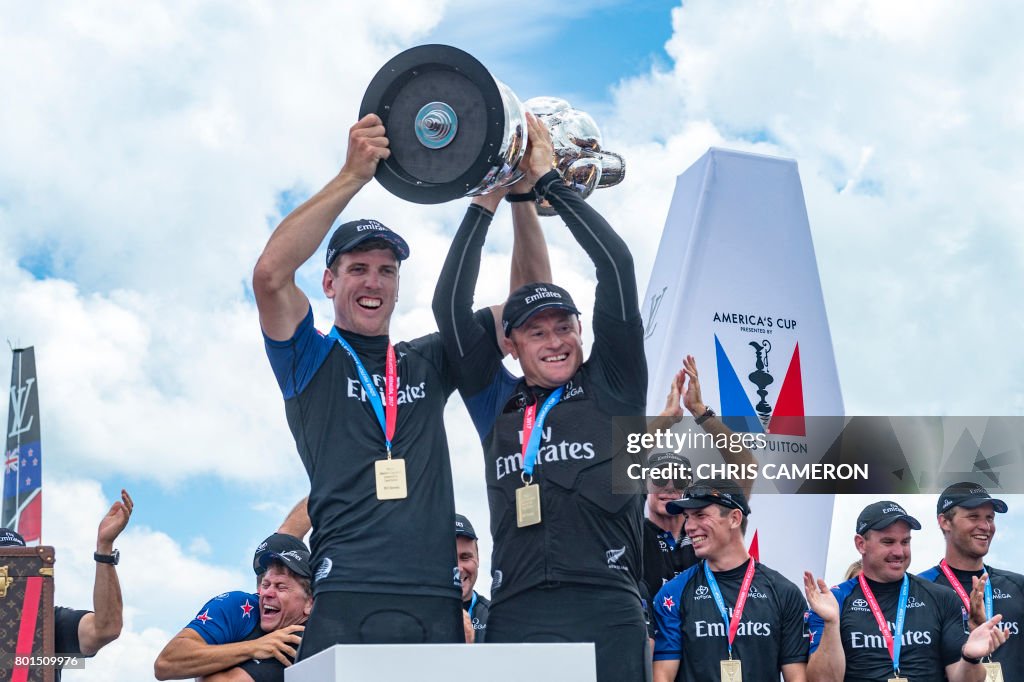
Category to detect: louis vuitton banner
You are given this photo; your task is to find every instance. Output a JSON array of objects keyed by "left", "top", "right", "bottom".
[{"left": 3, "top": 347, "right": 43, "bottom": 543}]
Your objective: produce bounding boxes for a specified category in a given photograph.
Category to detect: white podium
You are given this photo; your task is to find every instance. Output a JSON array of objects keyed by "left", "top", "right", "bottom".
[{"left": 286, "top": 643, "right": 597, "bottom": 682}]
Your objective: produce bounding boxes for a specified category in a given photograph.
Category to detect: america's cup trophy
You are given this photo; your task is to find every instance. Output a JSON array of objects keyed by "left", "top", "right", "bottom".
[{"left": 359, "top": 44, "right": 624, "bottom": 213}]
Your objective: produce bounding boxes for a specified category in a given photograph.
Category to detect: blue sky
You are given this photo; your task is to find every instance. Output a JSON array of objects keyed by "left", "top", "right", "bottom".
[{"left": 2, "top": 1, "right": 1024, "bottom": 679}]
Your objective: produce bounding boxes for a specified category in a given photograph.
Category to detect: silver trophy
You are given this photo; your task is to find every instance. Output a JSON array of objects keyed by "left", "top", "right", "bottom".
[{"left": 360, "top": 44, "right": 624, "bottom": 212}]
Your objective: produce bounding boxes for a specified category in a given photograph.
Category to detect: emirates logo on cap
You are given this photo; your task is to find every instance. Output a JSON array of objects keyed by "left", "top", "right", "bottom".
[{"left": 524, "top": 287, "right": 563, "bottom": 304}]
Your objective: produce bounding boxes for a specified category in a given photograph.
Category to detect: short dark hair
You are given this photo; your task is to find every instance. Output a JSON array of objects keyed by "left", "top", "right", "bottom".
[
  {"left": 717, "top": 504, "right": 748, "bottom": 536},
  {"left": 263, "top": 559, "right": 312, "bottom": 598},
  {"left": 329, "top": 237, "right": 401, "bottom": 274}
]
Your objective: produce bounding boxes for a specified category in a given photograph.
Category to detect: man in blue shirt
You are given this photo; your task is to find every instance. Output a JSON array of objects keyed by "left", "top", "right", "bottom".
[
  {"left": 805, "top": 500, "right": 1007, "bottom": 682},
  {"left": 154, "top": 535, "right": 311, "bottom": 682}
]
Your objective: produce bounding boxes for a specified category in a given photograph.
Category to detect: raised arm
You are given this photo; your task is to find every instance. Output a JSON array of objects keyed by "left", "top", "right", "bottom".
[
  {"left": 432, "top": 196, "right": 498, "bottom": 369},
  {"left": 804, "top": 572, "right": 845, "bottom": 682},
  {"left": 253, "top": 115, "right": 389, "bottom": 341},
  {"left": 277, "top": 496, "right": 310, "bottom": 538},
  {"left": 78, "top": 489, "right": 132, "bottom": 655},
  {"left": 527, "top": 115, "right": 645, "bottom": 400},
  {"left": 529, "top": 121, "right": 637, "bottom": 326},
  {"left": 679, "top": 355, "right": 756, "bottom": 499},
  {"left": 508, "top": 178, "right": 552, "bottom": 292}
]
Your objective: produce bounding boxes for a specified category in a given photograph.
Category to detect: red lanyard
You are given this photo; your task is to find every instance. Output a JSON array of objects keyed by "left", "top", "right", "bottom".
[{"left": 383, "top": 343, "right": 397, "bottom": 448}]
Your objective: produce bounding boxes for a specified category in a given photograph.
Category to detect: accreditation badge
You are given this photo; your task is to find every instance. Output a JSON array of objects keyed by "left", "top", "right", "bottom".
[
  {"left": 720, "top": 659, "right": 741, "bottom": 682},
  {"left": 983, "top": 662, "right": 1004, "bottom": 682},
  {"left": 887, "top": 677, "right": 909, "bottom": 682},
  {"left": 516, "top": 483, "right": 541, "bottom": 527},
  {"left": 375, "top": 458, "right": 407, "bottom": 499}
]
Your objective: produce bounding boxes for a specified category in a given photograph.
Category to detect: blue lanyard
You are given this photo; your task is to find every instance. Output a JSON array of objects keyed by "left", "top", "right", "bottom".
[
  {"left": 521, "top": 387, "right": 564, "bottom": 477},
  {"left": 468, "top": 592, "right": 478, "bottom": 619},
  {"left": 985, "top": 572, "right": 993, "bottom": 621},
  {"left": 892, "top": 575, "right": 910, "bottom": 671},
  {"left": 329, "top": 329, "right": 393, "bottom": 454}
]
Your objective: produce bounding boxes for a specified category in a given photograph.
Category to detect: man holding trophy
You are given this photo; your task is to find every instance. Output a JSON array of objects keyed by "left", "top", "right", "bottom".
[
  {"left": 432, "top": 108, "right": 649, "bottom": 680},
  {"left": 254, "top": 43, "right": 638, "bottom": 676}
]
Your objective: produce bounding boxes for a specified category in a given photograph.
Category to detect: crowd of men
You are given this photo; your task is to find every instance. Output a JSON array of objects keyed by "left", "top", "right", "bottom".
[{"left": 9, "top": 111, "right": 1021, "bottom": 682}]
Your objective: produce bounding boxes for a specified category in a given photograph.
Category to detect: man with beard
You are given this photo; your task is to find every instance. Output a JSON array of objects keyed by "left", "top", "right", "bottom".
[
  {"left": 805, "top": 500, "right": 1008, "bottom": 682},
  {"left": 919, "top": 482, "right": 1024, "bottom": 679}
]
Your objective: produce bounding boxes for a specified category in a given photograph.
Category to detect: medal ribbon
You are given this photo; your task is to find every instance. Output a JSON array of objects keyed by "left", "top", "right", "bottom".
[
  {"left": 520, "top": 387, "right": 564, "bottom": 478},
  {"left": 703, "top": 558, "right": 757, "bottom": 658},
  {"left": 939, "top": 559, "right": 991, "bottom": 621},
  {"left": 329, "top": 329, "right": 398, "bottom": 455},
  {"left": 468, "top": 591, "right": 478, "bottom": 619},
  {"left": 858, "top": 573, "right": 909, "bottom": 675}
]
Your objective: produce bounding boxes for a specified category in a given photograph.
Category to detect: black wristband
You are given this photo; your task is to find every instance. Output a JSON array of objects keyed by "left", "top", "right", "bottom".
[
  {"left": 533, "top": 169, "right": 562, "bottom": 199},
  {"left": 94, "top": 549, "right": 119, "bottom": 565},
  {"left": 695, "top": 407, "right": 716, "bottom": 426},
  {"left": 505, "top": 189, "right": 536, "bottom": 203},
  {"left": 961, "top": 648, "right": 982, "bottom": 665}
]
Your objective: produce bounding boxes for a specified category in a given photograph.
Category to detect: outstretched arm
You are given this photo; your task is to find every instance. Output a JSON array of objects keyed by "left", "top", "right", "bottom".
[
  {"left": 253, "top": 114, "right": 389, "bottom": 341},
  {"left": 154, "top": 626, "right": 304, "bottom": 680},
  {"left": 679, "top": 355, "right": 756, "bottom": 499},
  {"left": 78, "top": 489, "right": 132, "bottom": 656}
]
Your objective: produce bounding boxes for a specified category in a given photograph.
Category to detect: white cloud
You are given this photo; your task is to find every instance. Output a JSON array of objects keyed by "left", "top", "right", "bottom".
[{"left": 604, "top": 0, "right": 1024, "bottom": 415}]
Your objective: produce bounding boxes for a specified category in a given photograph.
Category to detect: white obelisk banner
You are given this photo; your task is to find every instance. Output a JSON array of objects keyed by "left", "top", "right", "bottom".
[{"left": 642, "top": 148, "right": 844, "bottom": 587}]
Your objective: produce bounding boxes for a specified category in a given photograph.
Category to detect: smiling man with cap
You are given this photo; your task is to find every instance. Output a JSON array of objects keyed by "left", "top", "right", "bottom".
[
  {"left": 155, "top": 532, "right": 312, "bottom": 682},
  {"left": 805, "top": 500, "right": 1008, "bottom": 682},
  {"left": 455, "top": 513, "right": 489, "bottom": 643},
  {"left": 253, "top": 113, "right": 551, "bottom": 656},
  {"left": 433, "top": 113, "right": 648, "bottom": 682},
  {"left": 919, "top": 482, "right": 1024, "bottom": 678},
  {"left": 652, "top": 480, "right": 808, "bottom": 682}
]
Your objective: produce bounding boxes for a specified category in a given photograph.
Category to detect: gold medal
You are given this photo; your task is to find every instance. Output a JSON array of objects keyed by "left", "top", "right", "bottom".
[
  {"left": 720, "top": 659, "right": 741, "bottom": 682},
  {"left": 375, "top": 458, "right": 407, "bottom": 500},
  {"left": 516, "top": 483, "right": 542, "bottom": 527},
  {"left": 983, "top": 662, "right": 1004, "bottom": 682}
]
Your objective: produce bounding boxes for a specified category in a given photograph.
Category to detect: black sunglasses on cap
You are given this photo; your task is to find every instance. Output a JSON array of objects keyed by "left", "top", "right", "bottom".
[
  {"left": 679, "top": 484, "right": 750, "bottom": 515},
  {"left": 651, "top": 477, "right": 690, "bottom": 490}
]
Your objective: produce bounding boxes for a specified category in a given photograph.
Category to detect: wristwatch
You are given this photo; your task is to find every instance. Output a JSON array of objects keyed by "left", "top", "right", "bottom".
[
  {"left": 695, "top": 407, "right": 716, "bottom": 426},
  {"left": 94, "top": 549, "right": 120, "bottom": 565}
]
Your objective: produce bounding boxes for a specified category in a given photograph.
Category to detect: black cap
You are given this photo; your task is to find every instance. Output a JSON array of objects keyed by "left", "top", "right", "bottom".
[
  {"left": 667, "top": 479, "right": 750, "bottom": 516},
  {"left": 0, "top": 527, "right": 26, "bottom": 547},
  {"left": 253, "top": 533, "right": 308, "bottom": 576},
  {"left": 501, "top": 282, "right": 581, "bottom": 337},
  {"left": 856, "top": 501, "right": 922, "bottom": 534},
  {"left": 258, "top": 547, "right": 313, "bottom": 579},
  {"left": 455, "top": 514, "right": 477, "bottom": 540},
  {"left": 937, "top": 482, "right": 1008, "bottom": 516},
  {"left": 647, "top": 451, "right": 691, "bottom": 470},
  {"left": 325, "top": 219, "right": 410, "bottom": 268}
]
